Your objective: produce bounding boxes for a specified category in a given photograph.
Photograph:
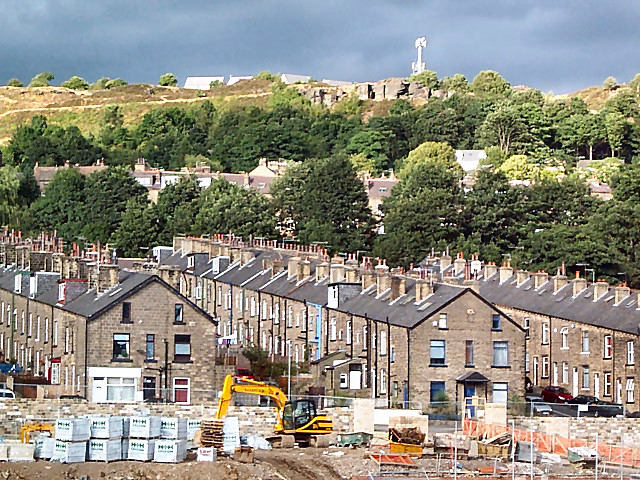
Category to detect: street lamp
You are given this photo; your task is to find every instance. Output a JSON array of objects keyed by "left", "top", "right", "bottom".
[{"left": 287, "top": 340, "right": 292, "bottom": 396}]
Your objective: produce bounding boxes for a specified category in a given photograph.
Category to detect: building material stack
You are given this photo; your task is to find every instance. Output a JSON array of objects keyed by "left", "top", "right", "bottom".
[
  {"left": 88, "top": 416, "right": 123, "bottom": 462},
  {"left": 127, "top": 416, "right": 161, "bottom": 461},
  {"left": 154, "top": 417, "right": 188, "bottom": 463},
  {"left": 198, "top": 418, "right": 224, "bottom": 452},
  {"left": 51, "top": 418, "right": 90, "bottom": 463},
  {"left": 187, "top": 419, "right": 201, "bottom": 449}
]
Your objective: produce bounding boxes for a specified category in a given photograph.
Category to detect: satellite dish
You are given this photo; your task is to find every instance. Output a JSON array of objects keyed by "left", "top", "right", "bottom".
[{"left": 415, "top": 36, "right": 427, "bottom": 49}]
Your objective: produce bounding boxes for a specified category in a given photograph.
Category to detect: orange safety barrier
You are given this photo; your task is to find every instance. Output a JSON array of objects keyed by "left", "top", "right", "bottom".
[{"left": 466, "top": 419, "right": 640, "bottom": 467}]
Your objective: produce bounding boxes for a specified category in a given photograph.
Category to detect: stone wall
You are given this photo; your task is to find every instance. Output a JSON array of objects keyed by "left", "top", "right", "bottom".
[
  {"left": 513, "top": 416, "right": 640, "bottom": 446},
  {"left": 0, "top": 399, "right": 354, "bottom": 439}
]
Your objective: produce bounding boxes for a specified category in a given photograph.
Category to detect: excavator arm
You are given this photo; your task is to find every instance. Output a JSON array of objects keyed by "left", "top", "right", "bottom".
[{"left": 215, "top": 374, "right": 289, "bottom": 419}]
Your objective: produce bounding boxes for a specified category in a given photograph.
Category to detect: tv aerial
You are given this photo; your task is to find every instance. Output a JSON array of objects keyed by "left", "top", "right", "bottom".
[{"left": 412, "top": 36, "right": 427, "bottom": 75}]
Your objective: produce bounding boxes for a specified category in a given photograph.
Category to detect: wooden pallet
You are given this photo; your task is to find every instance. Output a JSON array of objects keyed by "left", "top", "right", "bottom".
[{"left": 198, "top": 419, "right": 224, "bottom": 449}]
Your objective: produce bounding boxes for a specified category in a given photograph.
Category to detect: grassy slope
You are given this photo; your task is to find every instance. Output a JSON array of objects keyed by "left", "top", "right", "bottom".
[{"left": 0, "top": 80, "right": 612, "bottom": 145}]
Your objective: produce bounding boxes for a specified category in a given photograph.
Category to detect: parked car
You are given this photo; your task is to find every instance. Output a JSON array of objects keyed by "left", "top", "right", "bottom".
[
  {"left": 572, "top": 395, "right": 598, "bottom": 405},
  {"left": 0, "top": 388, "right": 16, "bottom": 399},
  {"left": 541, "top": 386, "right": 574, "bottom": 403},
  {"left": 572, "top": 395, "right": 624, "bottom": 417},
  {"left": 235, "top": 368, "right": 254, "bottom": 382},
  {"left": 525, "top": 395, "right": 553, "bottom": 415}
]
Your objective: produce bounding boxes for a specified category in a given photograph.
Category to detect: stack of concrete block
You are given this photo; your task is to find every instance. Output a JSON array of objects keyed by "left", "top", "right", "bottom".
[
  {"left": 154, "top": 417, "right": 188, "bottom": 463},
  {"left": 88, "top": 416, "right": 123, "bottom": 462},
  {"left": 34, "top": 434, "right": 55, "bottom": 459},
  {"left": 127, "top": 416, "right": 161, "bottom": 461},
  {"left": 4, "top": 441, "right": 35, "bottom": 462},
  {"left": 51, "top": 418, "right": 90, "bottom": 463},
  {"left": 187, "top": 419, "right": 201, "bottom": 449}
]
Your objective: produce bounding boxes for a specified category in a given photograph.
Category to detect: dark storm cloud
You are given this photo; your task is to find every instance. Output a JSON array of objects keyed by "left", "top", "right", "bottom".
[{"left": 1, "top": 1, "right": 638, "bottom": 93}]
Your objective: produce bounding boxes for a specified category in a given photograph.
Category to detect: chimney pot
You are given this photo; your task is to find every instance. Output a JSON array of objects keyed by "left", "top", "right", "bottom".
[
  {"left": 593, "top": 280, "right": 609, "bottom": 301},
  {"left": 499, "top": 264, "right": 513, "bottom": 284}
]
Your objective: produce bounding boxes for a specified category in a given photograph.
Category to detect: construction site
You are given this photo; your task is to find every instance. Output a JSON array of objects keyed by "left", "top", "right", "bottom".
[{"left": 1, "top": 388, "right": 640, "bottom": 480}]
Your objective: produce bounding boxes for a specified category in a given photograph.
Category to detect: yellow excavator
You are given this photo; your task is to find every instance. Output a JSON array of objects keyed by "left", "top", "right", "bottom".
[{"left": 215, "top": 374, "right": 333, "bottom": 447}]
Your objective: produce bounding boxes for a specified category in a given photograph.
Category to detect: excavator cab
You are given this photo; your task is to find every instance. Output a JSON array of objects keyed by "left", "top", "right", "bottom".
[{"left": 281, "top": 399, "right": 317, "bottom": 432}]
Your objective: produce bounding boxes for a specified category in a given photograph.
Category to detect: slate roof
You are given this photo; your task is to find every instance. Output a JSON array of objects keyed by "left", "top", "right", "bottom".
[{"left": 480, "top": 273, "right": 640, "bottom": 335}]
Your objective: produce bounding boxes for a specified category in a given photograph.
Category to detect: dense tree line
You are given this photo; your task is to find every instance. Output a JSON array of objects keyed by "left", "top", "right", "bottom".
[{"left": 3, "top": 71, "right": 640, "bottom": 284}]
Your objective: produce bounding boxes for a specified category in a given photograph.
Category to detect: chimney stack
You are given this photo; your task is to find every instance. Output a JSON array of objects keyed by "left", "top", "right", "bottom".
[
  {"left": 297, "top": 259, "right": 311, "bottom": 282},
  {"left": 533, "top": 271, "right": 549, "bottom": 289},
  {"left": 390, "top": 275, "right": 407, "bottom": 301},
  {"left": 361, "top": 257, "right": 376, "bottom": 290},
  {"left": 572, "top": 272, "right": 588, "bottom": 297},
  {"left": 453, "top": 252, "right": 466, "bottom": 276},
  {"left": 553, "top": 272, "right": 568, "bottom": 293},
  {"left": 329, "top": 255, "right": 345, "bottom": 283},
  {"left": 440, "top": 253, "right": 452, "bottom": 271},
  {"left": 375, "top": 260, "right": 391, "bottom": 296},
  {"left": 484, "top": 262, "right": 498, "bottom": 279},
  {"left": 615, "top": 285, "right": 630, "bottom": 304},
  {"left": 241, "top": 250, "right": 254, "bottom": 265},
  {"left": 499, "top": 261, "right": 513, "bottom": 284},
  {"left": 316, "top": 260, "right": 329, "bottom": 281},
  {"left": 516, "top": 270, "right": 530, "bottom": 287},
  {"left": 97, "top": 264, "right": 120, "bottom": 293},
  {"left": 345, "top": 254, "right": 360, "bottom": 283},
  {"left": 593, "top": 280, "right": 609, "bottom": 301},
  {"left": 415, "top": 278, "right": 434, "bottom": 303},
  {"left": 287, "top": 256, "right": 301, "bottom": 279}
]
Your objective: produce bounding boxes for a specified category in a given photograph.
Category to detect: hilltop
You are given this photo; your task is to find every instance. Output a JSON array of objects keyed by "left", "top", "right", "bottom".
[{"left": 0, "top": 79, "right": 617, "bottom": 145}]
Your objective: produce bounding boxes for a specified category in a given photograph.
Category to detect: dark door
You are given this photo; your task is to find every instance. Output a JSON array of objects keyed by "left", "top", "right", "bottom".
[
  {"left": 465, "top": 383, "right": 476, "bottom": 418},
  {"left": 143, "top": 376, "right": 156, "bottom": 401}
]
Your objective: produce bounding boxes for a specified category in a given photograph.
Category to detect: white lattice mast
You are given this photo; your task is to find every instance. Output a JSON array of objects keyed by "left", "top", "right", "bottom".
[{"left": 412, "top": 36, "right": 427, "bottom": 75}]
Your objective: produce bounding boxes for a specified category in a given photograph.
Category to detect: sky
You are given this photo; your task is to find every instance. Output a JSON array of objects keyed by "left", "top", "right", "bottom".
[{"left": 1, "top": 1, "right": 639, "bottom": 94}]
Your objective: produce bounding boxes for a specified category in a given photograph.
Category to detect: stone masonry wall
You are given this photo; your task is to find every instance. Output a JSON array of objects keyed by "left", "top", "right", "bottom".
[{"left": 0, "top": 399, "right": 353, "bottom": 439}]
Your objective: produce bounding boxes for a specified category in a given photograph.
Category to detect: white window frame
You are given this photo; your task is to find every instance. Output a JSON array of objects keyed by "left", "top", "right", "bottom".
[
  {"left": 53, "top": 320, "right": 58, "bottom": 346},
  {"left": 560, "top": 327, "right": 568, "bottom": 349},
  {"left": 173, "top": 377, "right": 191, "bottom": 404},
  {"left": 287, "top": 306, "right": 293, "bottom": 328},
  {"left": 627, "top": 378, "right": 635, "bottom": 404},
  {"left": 36, "top": 316, "right": 40, "bottom": 342},
  {"left": 250, "top": 298, "right": 256, "bottom": 317},
  {"left": 346, "top": 320, "right": 352, "bottom": 345},
  {"left": 582, "top": 331, "right": 589, "bottom": 353},
  {"left": 542, "top": 323, "right": 549, "bottom": 345},
  {"left": 330, "top": 318, "right": 337, "bottom": 341},
  {"left": 628, "top": 341, "right": 635, "bottom": 365},
  {"left": 604, "top": 372, "right": 612, "bottom": 397},
  {"left": 380, "top": 369, "right": 387, "bottom": 394},
  {"left": 380, "top": 330, "right": 387, "bottom": 356},
  {"left": 582, "top": 366, "right": 590, "bottom": 390},
  {"left": 604, "top": 335, "right": 612, "bottom": 359},
  {"left": 28, "top": 314, "right": 33, "bottom": 337},
  {"left": 562, "top": 362, "right": 569, "bottom": 384},
  {"left": 438, "top": 313, "right": 447, "bottom": 329},
  {"left": 542, "top": 356, "right": 549, "bottom": 378}
]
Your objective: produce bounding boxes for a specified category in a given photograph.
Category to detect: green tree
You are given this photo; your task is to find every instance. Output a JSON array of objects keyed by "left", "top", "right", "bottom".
[
  {"left": 397, "top": 141, "right": 459, "bottom": 178},
  {"left": 0, "top": 166, "right": 20, "bottom": 226},
  {"left": 113, "top": 199, "right": 160, "bottom": 257},
  {"left": 194, "top": 178, "right": 277, "bottom": 239},
  {"left": 604, "top": 111, "right": 627, "bottom": 157},
  {"left": 101, "top": 104, "right": 124, "bottom": 128},
  {"left": 334, "top": 92, "right": 363, "bottom": 116},
  {"left": 271, "top": 155, "right": 375, "bottom": 252},
  {"left": 90, "top": 77, "right": 110, "bottom": 90},
  {"left": 374, "top": 164, "right": 464, "bottom": 265},
  {"left": 184, "top": 154, "right": 223, "bottom": 172},
  {"left": 105, "top": 78, "right": 128, "bottom": 89},
  {"left": 254, "top": 71, "right": 278, "bottom": 82},
  {"left": 268, "top": 82, "right": 310, "bottom": 110},
  {"left": 344, "top": 130, "right": 391, "bottom": 174},
  {"left": 26, "top": 169, "right": 88, "bottom": 242},
  {"left": 471, "top": 70, "right": 510, "bottom": 97},
  {"left": 440, "top": 74, "right": 469, "bottom": 93},
  {"left": 81, "top": 167, "right": 148, "bottom": 243},
  {"left": 159, "top": 73, "right": 178, "bottom": 87},
  {"left": 410, "top": 70, "right": 439, "bottom": 89},
  {"left": 6, "top": 78, "right": 23, "bottom": 87},
  {"left": 209, "top": 80, "right": 223, "bottom": 88},
  {"left": 603, "top": 76, "right": 618, "bottom": 90},
  {"left": 497, "top": 154, "right": 539, "bottom": 181},
  {"left": 154, "top": 176, "right": 203, "bottom": 243},
  {"left": 61, "top": 76, "right": 89, "bottom": 90},
  {"left": 28, "top": 72, "right": 55, "bottom": 87},
  {"left": 479, "top": 104, "right": 525, "bottom": 156}
]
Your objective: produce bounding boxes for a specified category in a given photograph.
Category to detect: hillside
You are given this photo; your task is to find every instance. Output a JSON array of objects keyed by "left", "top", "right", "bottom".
[
  {"left": 0, "top": 79, "right": 616, "bottom": 146},
  {"left": 0, "top": 80, "right": 273, "bottom": 145}
]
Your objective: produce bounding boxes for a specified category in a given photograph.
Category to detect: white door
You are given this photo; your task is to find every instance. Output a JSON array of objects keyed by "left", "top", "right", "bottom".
[
  {"left": 572, "top": 368, "right": 579, "bottom": 397},
  {"left": 349, "top": 370, "right": 362, "bottom": 390},
  {"left": 533, "top": 358, "right": 539, "bottom": 386},
  {"left": 617, "top": 379, "right": 622, "bottom": 404},
  {"left": 594, "top": 373, "right": 600, "bottom": 398},
  {"left": 553, "top": 363, "right": 558, "bottom": 386},
  {"left": 92, "top": 377, "right": 107, "bottom": 403}
]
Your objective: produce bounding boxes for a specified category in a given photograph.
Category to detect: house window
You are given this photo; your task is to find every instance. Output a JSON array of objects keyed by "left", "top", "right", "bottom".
[
  {"left": 430, "top": 381, "right": 446, "bottom": 404},
  {"left": 122, "top": 302, "right": 131, "bottom": 323},
  {"left": 21, "top": 311, "right": 25, "bottom": 335},
  {"left": 346, "top": 321, "right": 352, "bottom": 345},
  {"left": 53, "top": 320, "right": 58, "bottom": 346},
  {"left": 492, "top": 314, "right": 501, "bottom": 330},
  {"left": 562, "top": 362, "right": 569, "bottom": 384},
  {"left": 582, "top": 331, "right": 589, "bottom": 353},
  {"left": 524, "top": 317, "right": 530, "bottom": 339},
  {"left": 362, "top": 326, "right": 368, "bottom": 351},
  {"left": 217, "top": 286, "right": 222, "bottom": 306},
  {"left": 542, "top": 323, "right": 549, "bottom": 345},
  {"left": 438, "top": 313, "right": 447, "bottom": 329},
  {"left": 390, "top": 345, "right": 395, "bottom": 363},
  {"left": 430, "top": 340, "right": 446, "bottom": 366},
  {"left": 107, "top": 377, "right": 135, "bottom": 402},
  {"left": 36, "top": 316, "right": 40, "bottom": 342},
  {"left": 0, "top": 301, "right": 3, "bottom": 324},
  {"left": 64, "top": 327, "right": 69, "bottom": 354},
  {"left": 302, "top": 310, "right": 307, "bottom": 331},
  {"left": 112, "top": 334, "right": 130, "bottom": 360},
  {"left": 225, "top": 292, "right": 231, "bottom": 310},
  {"left": 261, "top": 300, "right": 267, "bottom": 320},
  {"left": 380, "top": 330, "right": 387, "bottom": 355},
  {"left": 604, "top": 372, "right": 612, "bottom": 396},
  {"left": 287, "top": 306, "right": 293, "bottom": 327},
  {"left": 582, "top": 366, "right": 590, "bottom": 389},
  {"left": 493, "top": 383, "right": 508, "bottom": 404},
  {"left": 44, "top": 317, "right": 49, "bottom": 343},
  {"left": 174, "top": 304, "right": 184, "bottom": 324},
  {"left": 146, "top": 334, "right": 155, "bottom": 360},
  {"left": 627, "top": 378, "right": 635, "bottom": 404},
  {"left": 330, "top": 318, "right": 337, "bottom": 341},
  {"left": 493, "top": 341, "right": 508, "bottom": 367},
  {"left": 465, "top": 340, "right": 474, "bottom": 366},
  {"left": 628, "top": 341, "right": 635, "bottom": 365},
  {"left": 604, "top": 335, "right": 612, "bottom": 359},
  {"left": 28, "top": 314, "right": 32, "bottom": 337},
  {"left": 525, "top": 352, "right": 530, "bottom": 372},
  {"left": 380, "top": 369, "right": 387, "bottom": 394},
  {"left": 561, "top": 327, "right": 568, "bottom": 349},
  {"left": 174, "top": 334, "right": 191, "bottom": 362},
  {"left": 542, "top": 356, "right": 549, "bottom": 378}
]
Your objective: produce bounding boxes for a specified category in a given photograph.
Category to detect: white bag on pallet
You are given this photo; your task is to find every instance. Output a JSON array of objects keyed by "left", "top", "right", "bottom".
[
  {"left": 55, "top": 418, "right": 90, "bottom": 442},
  {"left": 129, "top": 416, "right": 161, "bottom": 438},
  {"left": 127, "top": 439, "right": 156, "bottom": 461},
  {"left": 89, "top": 439, "right": 122, "bottom": 461},
  {"left": 161, "top": 417, "right": 187, "bottom": 439},
  {"left": 187, "top": 419, "right": 201, "bottom": 447},
  {"left": 154, "top": 439, "right": 187, "bottom": 463},
  {"left": 51, "top": 440, "right": 87, "bottom": 463},
  {"left": 89, "top": 416, "right": 123, "bottom": 439},
  {"left": 35, "top": 436, "right": 55, "bottom": 459}
]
